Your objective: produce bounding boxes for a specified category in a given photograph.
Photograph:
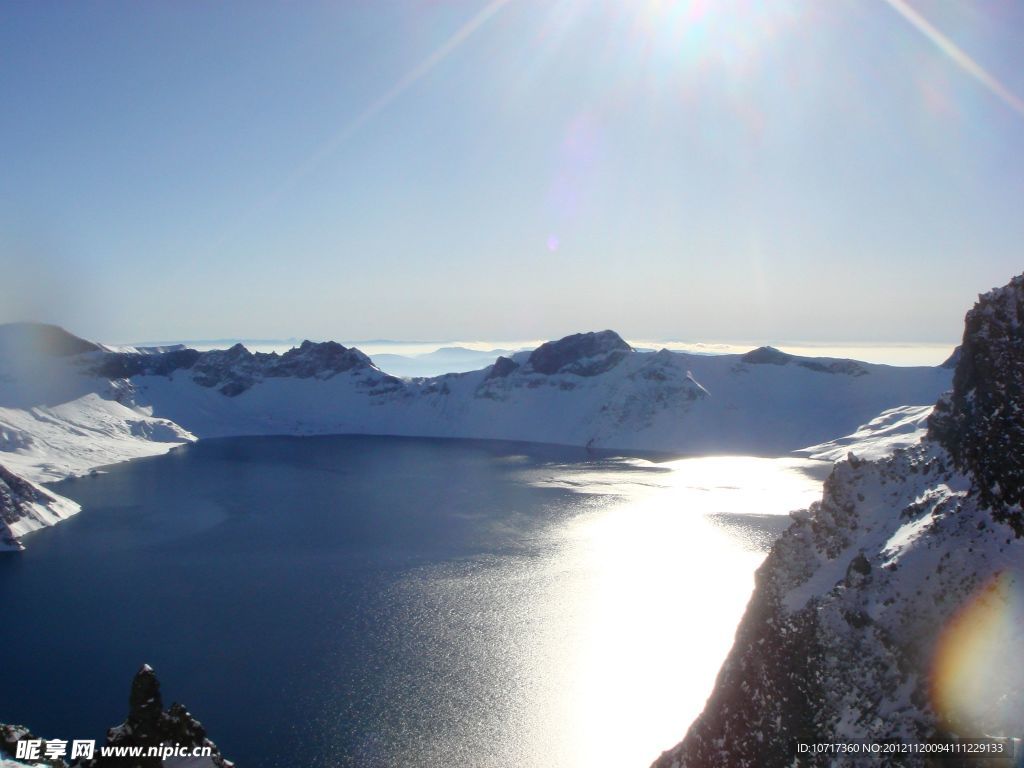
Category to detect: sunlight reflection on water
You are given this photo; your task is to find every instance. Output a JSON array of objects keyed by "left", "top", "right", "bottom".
[{"left": 390, "top": 456, "right": 830, "bottom": 768}]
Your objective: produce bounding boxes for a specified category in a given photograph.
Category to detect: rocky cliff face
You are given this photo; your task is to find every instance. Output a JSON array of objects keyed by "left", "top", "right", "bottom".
[
  {"left": 928, "top": 274, "right": 1024, "bottom": 528},
  {"left": 653, "top": 274, "right": 1024, "bottom": 768},
  {"left": 0, "top": 463, "right": 79, "bottom": 551},
  {"left": 1, "top": 666, "right": 232, "bottom": 768}
]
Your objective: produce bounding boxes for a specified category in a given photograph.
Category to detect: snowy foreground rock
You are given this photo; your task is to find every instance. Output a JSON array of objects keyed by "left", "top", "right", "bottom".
[
  {"left": 0, "top": 665, "right": 232, "bottom": 768},
  {"left": 653, "top": 274, "right": 1024, "bottom": 768},
  {"left": 0, "top": 323, "right": 950, "bottom": 548},
  {"left": 0, "top": 464, "right": 79, "bottom": 551}
]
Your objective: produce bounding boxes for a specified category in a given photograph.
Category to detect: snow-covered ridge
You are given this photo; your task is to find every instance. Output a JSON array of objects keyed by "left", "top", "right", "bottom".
[
  {"left": 0, "top": 325, "right": 952, "bottom": 549},
  {"left": 92, "top": 338, "right": 389, "bottom": 397},
  {"left": 653, "top": 273, "right": 1024, "bottom": 767},
  {"left": 117, "top": 329, "right": 948, "bottom": 453},
  {"left": 796, "top": 404, "right": 934, "bottom": 462}
]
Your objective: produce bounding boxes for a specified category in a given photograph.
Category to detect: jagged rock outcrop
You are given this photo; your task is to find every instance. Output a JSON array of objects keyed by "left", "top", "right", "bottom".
[
  {"left": 1, "top": 666, "right": 231, "bottom": 767},
  {"left": 654, "top": 274, "right": 1024, "bottom": 768},
  {"left": 80, "top": 665, "right": 232, "bottom": 768},
  {"left": 94, "top": 350, "right": 202, "bottom": 381}
]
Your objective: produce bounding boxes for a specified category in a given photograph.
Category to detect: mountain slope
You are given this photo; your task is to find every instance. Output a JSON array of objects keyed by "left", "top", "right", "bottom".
[{"left": 653, "top": 273, "right": 1024, "bottom": 767}]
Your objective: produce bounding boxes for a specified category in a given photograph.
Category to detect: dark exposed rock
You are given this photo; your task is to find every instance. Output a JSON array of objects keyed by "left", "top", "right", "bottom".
[
  {"left": 653, "top": 569, "right": 826, "bottom": 768},
  {"left": 126, "top": 664, "right": 164, "bottom": 738},
  {"left": 928, "top": 273, "right": 1024, "bottom": 530},
  {"left": 0, "top": 464, "right": 48, "bottom": 526},
  {"left": 93, "top": 349, "right": 201, "bottom": 380},
  {"left": 81, "top": 665, "right": 233, "bottom": 768},
  {"left": 740, "top": 346, "right": 793, "bottom": 365},
  {"left": 486, "top": 355, "right": 519, "bottom": 379},
  {"left": 740, "top": 346, "right": 868, "bottom": 376},
  {"left": 0, "top": 463, "right": 69, "bottom": 551},
  {"left": 0, "top": 666, "right": 231, "bottom": 767},
  {"left": 797, "top": 359, "right": 868, "bottom": 376},
  {"left": 526, "top": 330, "right": 632, "bottom": 376},
  {"left": 271, "top": 339, "right": 370, "bottom": 378},
  {"left": 90, "top": 339, "right": 389, "bottom": 397}
]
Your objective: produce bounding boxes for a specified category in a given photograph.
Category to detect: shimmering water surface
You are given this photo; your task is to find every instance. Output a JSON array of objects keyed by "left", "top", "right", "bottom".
[{"left": 0, "top": 436, "right": 829, "bottom": 767}]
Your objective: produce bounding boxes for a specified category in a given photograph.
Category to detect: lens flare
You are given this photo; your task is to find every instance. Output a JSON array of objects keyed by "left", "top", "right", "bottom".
[
  {"left": 882, "top": 0, "right": 1024, "bottom": 120},
  {"left": 931, "top": 570, "right": 1024, "bottom": 737}
]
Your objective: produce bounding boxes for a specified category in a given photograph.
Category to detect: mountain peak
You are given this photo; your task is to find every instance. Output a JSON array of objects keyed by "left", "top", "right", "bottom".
[
  {"left": 740, "top": 346, "right": 792, "bottom": 365},
  {"left": 0, "top": 322, "right": 100, "bottom": 357},
  {"left": 526, "top": 330, "right": 632, "bottom": 376}
]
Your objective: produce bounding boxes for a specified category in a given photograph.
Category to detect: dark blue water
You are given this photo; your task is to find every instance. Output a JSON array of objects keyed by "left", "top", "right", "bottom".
[{"left": 1, "top": 436, "right": 645, "bottom": 767}]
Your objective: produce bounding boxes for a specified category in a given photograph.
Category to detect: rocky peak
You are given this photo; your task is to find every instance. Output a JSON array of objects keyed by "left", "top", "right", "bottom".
[
  {"left": 92, "top": 339, "right": 381, "bottom": 397},
  {"left": 126, "top": 664, "right": 163, "bottom": 736},
  {"left": 928, "top": 273, "right": 1024, "bottom": 528},
  {"left": 740, "top": 346, "right": 792, "bottom": 365},
  {"left": 272, "top": 339, "right": 372, "bottom": 378},
  {"left": 526, "top": 330, "right": 632, "bottom": 376},
  {"left": 86, "top": 665, "right": 233, "bottom": 767},
  {"left": 222, "top": 343, "right": 251, "bottom": 360},
  {"left": 1, "top": 665, "right": 232, "bottom": 768}
]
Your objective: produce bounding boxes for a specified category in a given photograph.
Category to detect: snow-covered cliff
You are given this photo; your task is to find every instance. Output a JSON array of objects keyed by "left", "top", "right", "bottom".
[
  {"left": 653, "top": 274, "right": 1024, "bottom": 767},
  {"left": 0, "top": 464, "right": 79, "bottom": 552}
]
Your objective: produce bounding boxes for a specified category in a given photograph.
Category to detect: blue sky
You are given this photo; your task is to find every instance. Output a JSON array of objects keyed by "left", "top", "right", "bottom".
[{"left": 2, "top": 0, "right": 1023, "bottom": 344}]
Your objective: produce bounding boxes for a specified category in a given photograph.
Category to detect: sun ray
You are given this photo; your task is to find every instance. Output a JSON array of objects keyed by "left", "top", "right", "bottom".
[
  {"left": 881, "top": 0, "right": 1024, "bottom": 119},
  {"left": 212, "top": 0, "right": 515, "bottom": 250}
]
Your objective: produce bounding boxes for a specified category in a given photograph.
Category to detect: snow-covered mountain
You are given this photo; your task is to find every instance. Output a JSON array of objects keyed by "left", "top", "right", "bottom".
[
  {"left": 652, "top": 273, "right": 1024, "bottom": 767},
  {"left": 0, "top": 324, "right": 951, "bottom": 549},
  {"left": 113, "top": 329, "right": 950, "bottom": 453}
]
